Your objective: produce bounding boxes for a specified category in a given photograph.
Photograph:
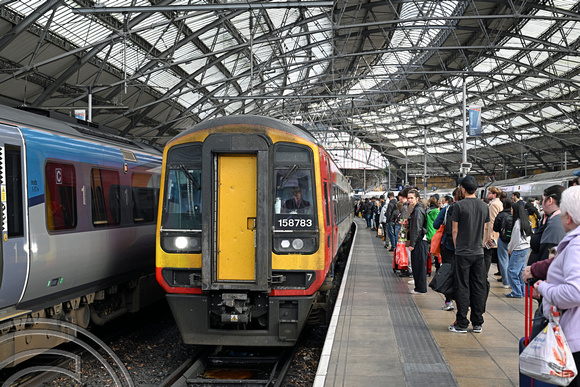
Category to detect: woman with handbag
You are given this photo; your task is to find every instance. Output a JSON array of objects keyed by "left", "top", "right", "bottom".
[{"left": 534, "top": 185, "right": 580, "bottom": 386}]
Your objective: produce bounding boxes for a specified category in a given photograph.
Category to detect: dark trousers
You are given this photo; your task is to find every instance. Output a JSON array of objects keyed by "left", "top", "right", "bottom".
[
  {"left": 411, "top": 240, "right": 429, "bottom": 293},
  {"left": 441, "top": 246, "right": 455, "bottom": 302},
  {"left": 454, "top": 254, "right": 487, "bottom": 328}
]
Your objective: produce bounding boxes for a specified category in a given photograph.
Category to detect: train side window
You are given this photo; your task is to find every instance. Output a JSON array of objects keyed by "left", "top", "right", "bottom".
[
  {"left": 6, "top": 146, "right": 24, "bottom": 237},
  {"left": 323, "top": 182, "right": 330, "bottom": 227},
  {"left": 132, "top": 173, "right": 157, "bottom": 223},
  {"left": 46, "top": 162, "right": 77, "bottom": 231},
  {"left": 90, "top": 168, "right": 120, "bottom": 227}
]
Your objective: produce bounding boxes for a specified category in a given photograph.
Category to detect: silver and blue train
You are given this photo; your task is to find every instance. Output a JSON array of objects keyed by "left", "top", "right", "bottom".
[
  {"left": 477, "top": 167, "right": 580, "bottom": 200},
  {"left": 0, "top": 104, "right": 162, "bottom": 365}
]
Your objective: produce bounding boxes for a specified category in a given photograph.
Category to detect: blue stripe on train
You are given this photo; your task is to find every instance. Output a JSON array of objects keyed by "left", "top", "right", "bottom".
[{"left": 29, "top": 194, "right": 44, "bottom": 208}]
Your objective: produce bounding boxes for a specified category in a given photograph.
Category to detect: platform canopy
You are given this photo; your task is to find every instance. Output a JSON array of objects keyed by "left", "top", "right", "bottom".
[{"left": 0, "top": 0, "right": 579, "bottom": 178}]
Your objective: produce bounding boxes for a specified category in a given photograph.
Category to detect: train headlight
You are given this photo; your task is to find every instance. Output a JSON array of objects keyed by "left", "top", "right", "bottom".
[
  {"left": 292, "top": 239, "right": 304, "bottom": 250},
  {"left": 161, "top": 232, "right": 201, "bottom": 253},
  {"left": 174, "top": 237, "right": 189, "bottom": 250},
  {"left": 273, "top": 235, "right": 317, "bottom": 254}
]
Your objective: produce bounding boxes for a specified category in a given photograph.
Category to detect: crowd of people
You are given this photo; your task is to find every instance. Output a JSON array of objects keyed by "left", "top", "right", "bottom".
[{"left": 354, "top": 173, "right": 580, "bottom": 379}]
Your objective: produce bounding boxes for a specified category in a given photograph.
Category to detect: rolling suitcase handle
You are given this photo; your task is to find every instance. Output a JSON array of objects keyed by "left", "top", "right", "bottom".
[{"left": 525, "top": 284, "right": 533, "bottom": 346}]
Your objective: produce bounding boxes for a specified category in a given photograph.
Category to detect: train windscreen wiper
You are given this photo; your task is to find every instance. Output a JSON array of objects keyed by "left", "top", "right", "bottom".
[
  {"left": 179, "top": 165, "right": 200, "bottom": 190},
  {"left": 276, "top": 165, "right": 298, "bottom": 191}
]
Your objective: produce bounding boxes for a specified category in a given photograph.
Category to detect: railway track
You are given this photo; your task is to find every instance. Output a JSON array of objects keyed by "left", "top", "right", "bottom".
[{"left": 163, "top": 346, "right": 295, "bottom": 387}]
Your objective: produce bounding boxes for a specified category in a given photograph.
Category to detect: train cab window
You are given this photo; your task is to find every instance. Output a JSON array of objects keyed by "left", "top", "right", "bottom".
[
  {"left": 160, "top": 144, "right": 203, "bottom": 254},
  {"left": 274, "top": 145, "right": 315, "bottom": 220},
  {"left": 161, "top": 144, "right": 203, "bottom": 231},
  {"left": 6, "top": 146, "right": 24, "bottom": 237},
  {"left": 45, "top": 162, "right": 77, "bottom": 231},
  {"left": 90, "top": 168, "right": 121, "bottom": 227},
  {"left": 273, "top": 144, "right": 317, "bottom": 254},
  {"left": 163, "top": 167, "right": 202, "bottom": 230},
  {"left": 275, "top": 170, "right": 314, "bottom": 216},
  {"left": 132, "top": 173, "right": 157, "bottom": 223}
]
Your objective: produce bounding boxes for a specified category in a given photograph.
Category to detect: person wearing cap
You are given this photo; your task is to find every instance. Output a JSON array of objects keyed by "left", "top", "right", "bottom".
[{"left": 448, "top": 175, "right": 490, "bottom": 334}]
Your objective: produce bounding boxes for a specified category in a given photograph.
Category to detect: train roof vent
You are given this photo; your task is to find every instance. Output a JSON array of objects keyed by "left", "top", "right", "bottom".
[
  {"left": 120, "top": 149, "right": 137, "bottom": 162},
  {"left": 75, "top": 126, "right": 134, "bottom": 145}
]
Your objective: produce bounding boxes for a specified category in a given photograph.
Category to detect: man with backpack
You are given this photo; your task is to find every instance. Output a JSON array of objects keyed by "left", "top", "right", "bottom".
[{"left": 493, "top": 199, "right": 513, "bottom": 289}]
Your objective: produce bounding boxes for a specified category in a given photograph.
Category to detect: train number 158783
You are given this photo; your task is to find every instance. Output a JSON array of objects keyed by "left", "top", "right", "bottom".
[{"left": 277, "top": 218, "right": 313, "bottom": 228}]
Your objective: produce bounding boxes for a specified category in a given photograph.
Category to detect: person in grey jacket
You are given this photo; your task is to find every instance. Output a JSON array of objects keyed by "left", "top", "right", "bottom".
[{"left": 505, "top": 203, "right": 532, "bottom": 298}]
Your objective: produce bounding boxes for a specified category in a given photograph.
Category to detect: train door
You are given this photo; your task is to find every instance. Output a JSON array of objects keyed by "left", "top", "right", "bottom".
[
  {"left": 201, "top": 133, "right": 270, "bottom": 292},
  {"left": 216, "top": 154, "right": 256, "bottom": 281},
  {"left": 0, "top": 124, "right": 29, "bottom": 312}
]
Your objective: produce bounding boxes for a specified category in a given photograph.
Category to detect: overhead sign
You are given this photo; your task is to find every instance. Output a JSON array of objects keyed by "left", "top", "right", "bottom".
[
  {"left": 468, "top": 106, "right": 481, "bottom": 137},
  {"left": 75, "top": 109, "right": 86, "bottom": 121}
]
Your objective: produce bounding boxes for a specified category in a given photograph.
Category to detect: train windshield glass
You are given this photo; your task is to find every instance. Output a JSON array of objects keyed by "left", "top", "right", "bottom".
[
  {"left": 162, "top": 167, "right": 202, "bottom": 230},
  {"left": 274, "top": 168, "right": 316, "bottom": 230}
]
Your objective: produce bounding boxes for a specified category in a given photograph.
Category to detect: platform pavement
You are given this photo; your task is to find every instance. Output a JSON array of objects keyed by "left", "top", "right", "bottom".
[{"left": 315, "top": 218, "right": 527, "bottom": 387}]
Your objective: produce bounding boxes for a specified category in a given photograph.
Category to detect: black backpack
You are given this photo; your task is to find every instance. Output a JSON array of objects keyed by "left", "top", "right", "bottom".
[
  {"left": 444, "top": 204, "right": 454, "bottom": 238},
  {"left": 499, "top": 214, "right": 513, "bottom": 243}
]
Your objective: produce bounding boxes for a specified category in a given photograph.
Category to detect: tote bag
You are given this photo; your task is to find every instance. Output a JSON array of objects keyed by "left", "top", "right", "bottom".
[{"left": 520, "top": 306, "right": 577, "bottom": 386}]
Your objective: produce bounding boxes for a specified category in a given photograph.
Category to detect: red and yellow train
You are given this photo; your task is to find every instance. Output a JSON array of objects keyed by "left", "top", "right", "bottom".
[{"left": 156, "top": 115, "right": 353, "bottom": 346}]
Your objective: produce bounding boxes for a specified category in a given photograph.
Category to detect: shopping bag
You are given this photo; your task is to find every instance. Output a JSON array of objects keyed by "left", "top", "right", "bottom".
[
  {"left": 428, "top": 262, "right": 454, "bottom": 297},
  {"left": 520, "top": 306, "right": 577, "bottom": 386},
  {"left": 377, "top": 226, "right": 383, "bottom": 237},
  {"left": 395, "top": 242, "right": 408, "bottom": 270},
  {"left": 430, "top": 225, "right": 444, "bottom": 256}
]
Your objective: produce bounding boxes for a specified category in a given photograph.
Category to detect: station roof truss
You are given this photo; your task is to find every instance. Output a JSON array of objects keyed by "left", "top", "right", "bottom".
[{"left": 1, "top": 0, "right": 579, "bottom": 179}]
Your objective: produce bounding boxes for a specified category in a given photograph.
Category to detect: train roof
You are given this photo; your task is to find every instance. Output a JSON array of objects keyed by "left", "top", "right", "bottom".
[
  {"left": 170, "top": 115, "right": 319, "bottom": 146},
  {"left": 0, "top": 104, "right": 161, "bottom": 155},
  {"left": 488, "top": 167, "right": 580, "bottom": 187}
]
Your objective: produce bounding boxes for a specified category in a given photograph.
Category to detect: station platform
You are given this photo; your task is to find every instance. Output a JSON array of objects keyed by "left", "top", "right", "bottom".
[{"left": 314, "top": 218, "right": 526, "bottom": 387}]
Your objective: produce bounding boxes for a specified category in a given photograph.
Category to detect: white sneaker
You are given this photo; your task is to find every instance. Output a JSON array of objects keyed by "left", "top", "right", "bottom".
[
  {"left": 442, "top": 302, "right": 454, "bottom": 311},
  {"left": 502, "top": 284, "right": 511, "bottom": 289},
  {"left": 410, "top": 290, "right": 426, "bottom": 295},
  {"left": 408, "top": 279, "right": 415, "bottom": 284}
]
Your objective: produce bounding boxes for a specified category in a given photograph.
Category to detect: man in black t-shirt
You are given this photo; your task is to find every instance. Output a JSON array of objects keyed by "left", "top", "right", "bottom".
[{"left": 449, "top": 175, "right": 490, "bottom": 334}]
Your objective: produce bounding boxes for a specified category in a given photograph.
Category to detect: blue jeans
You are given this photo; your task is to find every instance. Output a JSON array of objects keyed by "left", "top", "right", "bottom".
[
  {"left": 365, "top": 214, "right": 372, "bottom": 227},
  {"left": 394, "top": 224, "right": 401, "bottom": 242},
  {"left": 387, "top": 222, "right": 396, "bottom": 248},
  {"left": 508, "top": 248, "right": 529, "bottom": 297},
  {"left": 497, "top": 239, "right": 510, "bottom": 286}
]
